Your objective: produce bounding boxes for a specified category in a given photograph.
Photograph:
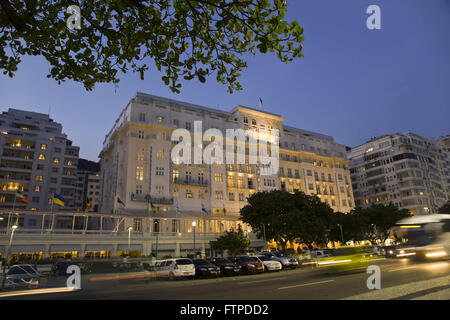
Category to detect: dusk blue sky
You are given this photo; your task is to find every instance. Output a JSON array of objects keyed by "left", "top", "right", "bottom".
[{"left": 0, "top": 0, "right": 449, "bottom": 162}]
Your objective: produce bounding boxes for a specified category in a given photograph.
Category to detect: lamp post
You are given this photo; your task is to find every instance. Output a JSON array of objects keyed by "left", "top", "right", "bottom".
[
  {"left": 192, "top": 221, "right": 196, "bottom": 258},
  {"left": 127, "top": 226, "right": 133, "bottom": 256},
  {"left": 7, "top": 225, "right": 18, "bottom": 265},
  {"left": 337, "top": 224, "right": 344, "bottom": 245},
  {"left": 154, "top": 220, "right": 159, "bottom": 260}
]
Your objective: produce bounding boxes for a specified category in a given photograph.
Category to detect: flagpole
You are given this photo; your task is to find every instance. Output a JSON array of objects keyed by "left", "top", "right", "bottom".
[{"left": 50, "top": 198, "right": 55, "bottom": 231}]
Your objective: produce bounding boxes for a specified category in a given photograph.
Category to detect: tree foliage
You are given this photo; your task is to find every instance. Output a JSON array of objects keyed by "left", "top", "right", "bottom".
[
  {"left": 0, "top": 0, "right": 304, "bottom": 92},
  {"left": 209, "top": 226, "right": 251, "bottom": 255},
  {"left": 438, "top": 201, "right": 450, "bottom": 214},
  {"left": 240, "top": 190, "right": 334, "bottom": 249},
  {"left": 337, "top": 204, "right": 411, "bottom": 244}
]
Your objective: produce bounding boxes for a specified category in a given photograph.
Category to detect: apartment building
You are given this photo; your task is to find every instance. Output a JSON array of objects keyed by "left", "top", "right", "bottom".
[
  {"left": 0, "top": 109, "right": 79, "bottom": 211},
  {"left": 348, "top": 133, "right": 450, "bottom": 215},
  {"left": 74, "top": 159, "right": 101, "bottom": 212},
  {"left": 99, "top": 92, "right": 354, "bottom": 224}
]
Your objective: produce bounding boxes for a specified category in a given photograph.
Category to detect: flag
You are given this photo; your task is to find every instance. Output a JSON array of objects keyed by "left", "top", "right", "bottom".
[
  {"left": 15, "top": 190, "right": 29, "bottom": 203},
  {"left": 150, "top": 202, "right": 158, "bottom": 213},
  {"left": 84, "top": 198, "right": 91, "bottom": 211},
  {"left": 201, "top": 204, "right": 208, "bottom": 215},
  {"left": 53, "top": 193, "right": 65, "bottom": 207},
  {"left": 258, "top": 97, "right": 263, "bottom": 109},
  {"left": 117, "top": 196, "right": 125, "bottom": 207}
]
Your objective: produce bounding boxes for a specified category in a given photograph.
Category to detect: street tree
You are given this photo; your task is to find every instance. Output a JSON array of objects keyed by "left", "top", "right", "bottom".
[
  {"left": 209, "top": 226, "right": 251, "bottom": 256},
  {"left": 438, "top": 201, "right": 450, "bottom": 214},
  {"left": 0, "top": 0, "right": 304, "bottom": 92},
  {"left": 240, "top": 190, "right": 334, "bottom": 250},
  {"left": 352, "top": 204, "right": 411, "bottom": 244}
]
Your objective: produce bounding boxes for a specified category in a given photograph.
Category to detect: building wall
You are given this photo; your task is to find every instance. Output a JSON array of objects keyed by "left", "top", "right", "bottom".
[
  {"left": 0, "top": 109, "right": 80, "bottom": 213},
  {"left": 348, "top": 133, "right": 450, "bottom": 215},
  {"left": 99, "top": 93, "right": 354, "bottom": 216}
]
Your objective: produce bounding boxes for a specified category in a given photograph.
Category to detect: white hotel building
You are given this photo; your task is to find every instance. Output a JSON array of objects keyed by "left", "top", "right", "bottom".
[{"left": 99, "top": 92, "right": 354, "bottom": 235}]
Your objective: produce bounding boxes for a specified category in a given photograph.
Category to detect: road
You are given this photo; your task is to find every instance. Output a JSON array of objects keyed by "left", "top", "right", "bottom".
[{"left": 1, "top": 258, "right": 449, "bottom": 300}]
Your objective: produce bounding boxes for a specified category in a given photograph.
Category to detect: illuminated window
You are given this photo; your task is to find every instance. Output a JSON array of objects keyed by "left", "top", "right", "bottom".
[
  {"left": 227, "top": 176, "right": 234, "bottom": 188},
  {"left": 156, "top": 149, "right": 164, "bottom": 160},
  {"left": 35, "top": 185, "right": 40, "bottom": 192},
  {"left": 156, "top": 116, "right": 164, "bottom": 123},
  {"left": 40, "top": 144, "right": 47, "bottom": 150},
  {"left": 53, "top": 157, "right": 60, "bottom": 164},
  {"left": 38, "top": 154, "right": 45, "bottom": 160},
  {"left": 214, "top": 173, "right": 223, "bottom": 183},
  {"left": 136, "top": 167, "right": 144, "bottom": 180},
  {"left": 172, "top": 169, "right": 179, "bottom": 182},
  {"left": 35, "top": 175, "right": 43, "bottom": 182},
  {"left": 185, "top": 189, "right": 193, "bottom": 198},
  {"left": 215, "top": 191, "right": 223, "bottom": 200}
]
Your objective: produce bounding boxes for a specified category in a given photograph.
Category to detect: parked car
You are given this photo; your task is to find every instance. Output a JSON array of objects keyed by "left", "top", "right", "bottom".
[
  {"left": 3, "top": 264, "right": 41, "bottom": 289},
  {"left": 257, "top": 255, "right": 282, "bottom": 271},
  {"left": 154, "top": 258, "right": 195, "bottom": 280},
  {"left": 192, "top": 259, "right": 220, "bottom": 278},
  {"left": 207, "top": 258, "right": 241, "bottom": 276},
  {"left": 260, "top": 251, "right": 298, "bottom": 269},
  {"left": 231, "top": 256, "right": 264, "bottom": 274}
]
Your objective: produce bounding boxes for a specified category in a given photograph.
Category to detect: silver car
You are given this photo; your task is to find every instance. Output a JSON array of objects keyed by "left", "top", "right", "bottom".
[
  {"left": 260, "top": 251, "right": 298, "bottom": 269},
  {"left": 3, "top": 264, "right": 41, "bottom": 289}
]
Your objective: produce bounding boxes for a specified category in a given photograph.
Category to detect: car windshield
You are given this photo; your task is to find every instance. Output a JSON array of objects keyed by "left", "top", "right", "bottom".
[
  {"left": 240, "top": 256, "right": 258, "bottom": 262},
  {"left": 175, "top": 259, "right": 193, "bottom": 265},
  {"left": 273, "top": 252, "right": 286, "bottom": 257},
  {"left": 213, "top": 258, "right": 231, "bottom": 264},
  {"left": 193, "top": 259, "right": 209, "bottom": 265},
  {"left": 257, "top": 256, "right": 269, "bottom": 261},
  {"left": 8, "top": 265, "right": 37, "bottom": 275}
]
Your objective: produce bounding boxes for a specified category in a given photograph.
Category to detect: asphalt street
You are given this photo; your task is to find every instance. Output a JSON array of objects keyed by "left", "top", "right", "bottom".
[{"left": 1, "top": 258, "right": 449, "bottom": 300}]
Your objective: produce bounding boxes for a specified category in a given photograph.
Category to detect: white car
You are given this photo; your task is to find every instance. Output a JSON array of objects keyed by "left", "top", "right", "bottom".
[
  {"left": 154, "top": 258, "right": 195, "bottom": 279},
  {"left": 257, "top": 255, "right": 282, "bottom": 271}
]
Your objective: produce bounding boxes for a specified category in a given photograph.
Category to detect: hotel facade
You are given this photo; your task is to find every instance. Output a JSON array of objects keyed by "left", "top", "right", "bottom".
[
  {"left": 99, "top": 92, "right": 354, "bottom": 235},
  {"left": 347, "top": 133, "right": 450, "bottom": 215}
]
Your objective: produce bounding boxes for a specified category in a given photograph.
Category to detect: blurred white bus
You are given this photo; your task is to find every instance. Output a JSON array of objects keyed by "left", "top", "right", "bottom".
[{"left": 391, "top": 214, "right": 450, "bottom": 259}]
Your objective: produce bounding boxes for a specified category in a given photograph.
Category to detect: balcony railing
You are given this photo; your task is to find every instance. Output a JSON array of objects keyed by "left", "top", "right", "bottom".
[
  {"left": 173, "top": 179, "right": 208, "bottom": 187},
  {"left": 130, "top": 194, "right": 174, "bottom": 205}
]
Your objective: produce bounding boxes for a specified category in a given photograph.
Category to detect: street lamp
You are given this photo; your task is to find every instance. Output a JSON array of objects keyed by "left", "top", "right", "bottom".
[
  {"left": 337, "top": 224, "right": 344, "bottom": 245},
  {"left": 154, "top": 220, "right": 159, "bottom": 260},
  {"left": 127, "top": 226, "right": 133, "bottom": 255},
  {"left": 192, "top": 221, "right": 196, "bottom": 257},
  {"left": 7, "top": 225, "right": 18, "bottom": 265}
]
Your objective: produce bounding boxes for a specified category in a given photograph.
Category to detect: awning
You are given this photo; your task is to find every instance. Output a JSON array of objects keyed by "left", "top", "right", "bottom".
[
  {"left": 117, "top": 244, "right": 143, "bottom": 251},
  {"left": 152, "top": 243, "right": 176, "bottom": 250},
  {"left": 10, "top": 245, "right": 45, "bottom": 253},
  {"left": 85, "top": 244, "right": 113, "bottom": 252},
  {"left": 180, "top": 243, "right": 197, "bottom": 250},
  {"left": 50, "top": 244, "right": 81, "bottom": 252}
]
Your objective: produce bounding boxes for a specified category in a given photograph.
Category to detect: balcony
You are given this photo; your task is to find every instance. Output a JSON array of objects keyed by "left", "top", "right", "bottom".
[
  {"left": 173, "top": 179, "right": 208, "bottom": 187},
  {"left": 130, "top": 194, "right": 174, "bottom": 205}
]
